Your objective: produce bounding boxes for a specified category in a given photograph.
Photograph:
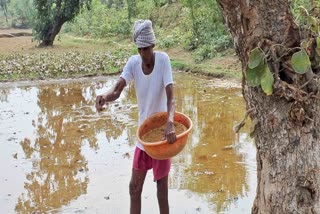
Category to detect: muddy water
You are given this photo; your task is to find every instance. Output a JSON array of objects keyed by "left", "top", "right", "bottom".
[{"left": 0, "top": 72, "right": 256, "bottom": 214}]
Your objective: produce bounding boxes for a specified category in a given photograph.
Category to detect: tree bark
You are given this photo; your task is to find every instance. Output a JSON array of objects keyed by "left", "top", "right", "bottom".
[
  {"left": 216, "top": 0, "right": 320, "bottom": 213},
  {"left": 39, "top": 20, "right": 64, "bottom": 47}
]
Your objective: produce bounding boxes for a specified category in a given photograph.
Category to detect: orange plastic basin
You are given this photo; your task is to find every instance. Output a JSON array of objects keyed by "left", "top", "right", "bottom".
[{"left": 136, "top": 112, "right": 193, "bottom": 160}]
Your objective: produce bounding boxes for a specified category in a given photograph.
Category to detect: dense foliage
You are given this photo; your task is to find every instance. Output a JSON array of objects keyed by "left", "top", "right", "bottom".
[
  {"left": 63, "top": 0, "right": 132, "bottom": 38},
  {"left": 0, "top": 0, "right": 318, "bottom": 59},
  {"left": 62, "top": 0, "right": 232, "bottom": 61},
  {"left": 0, "top": 0, "right": 8, "bottom": 22},
  {"left": 0, "top": 0, "right": 35, "bottom": 28}
]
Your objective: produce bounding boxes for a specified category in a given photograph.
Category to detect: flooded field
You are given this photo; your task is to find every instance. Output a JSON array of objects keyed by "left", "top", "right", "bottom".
[{"left": 0, "top": 72, "right": 256, "bottom": 213}]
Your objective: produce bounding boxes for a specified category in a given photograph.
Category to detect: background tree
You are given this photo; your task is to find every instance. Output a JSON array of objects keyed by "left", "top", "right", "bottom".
[
  {"left": 0, "top": 0, "right": 9, "bottom": 22},
  {"left": 33, "top": 0, "right": 92, "bottom": 46},
  {"left": 216, "top": 0, "right": 320, "bottom": 213},
  {"left": 7, "top": 0, "right": 35, "bottom": 28},
  {"left": 180, "top": 0, "right": 232, "bottom": 61},
  {"left": 103, "top": 0, "right": 124, "bottom": 8},
  {"left": 180, "top": 0, "right": 200, "bottom": 50},
  {"left": 63, "top": 0, "right": 131, "bottom": 38},
  {"left": 126, "top": 0, "right": 136, "bottom": 20}
]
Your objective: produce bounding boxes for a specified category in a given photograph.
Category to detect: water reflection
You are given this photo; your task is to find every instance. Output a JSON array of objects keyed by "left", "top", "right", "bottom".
[
  {"left": 171, "top": 73, "right": 252, "bottom": 212},
  {"left": 0, "top": 73, "right": 255, "bottom": 213},
  {"left": 15, "top": 85, "right": 92, "bottom": 213}
]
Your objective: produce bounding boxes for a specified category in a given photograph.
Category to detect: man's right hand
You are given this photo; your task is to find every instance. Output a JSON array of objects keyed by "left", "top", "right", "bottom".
[
  {"left": 95, "top": 77, "right": 126, "bottom": 112},
  {"left": 95, "top": 95, "right": 106, "bottom": 112}
]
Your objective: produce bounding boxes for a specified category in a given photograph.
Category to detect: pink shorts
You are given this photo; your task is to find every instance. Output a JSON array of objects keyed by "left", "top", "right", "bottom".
[{"left": 133, "top": 147, "right": 171, "bottom": 181}]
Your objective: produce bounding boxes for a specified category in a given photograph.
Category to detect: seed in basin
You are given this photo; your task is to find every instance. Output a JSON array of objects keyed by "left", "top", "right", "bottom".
[
  {"left": 137, "top": 112, "right": 193, "bottom": 160},
  {"left": 141, "top": 122, "right": 187, "bottom": 142}
]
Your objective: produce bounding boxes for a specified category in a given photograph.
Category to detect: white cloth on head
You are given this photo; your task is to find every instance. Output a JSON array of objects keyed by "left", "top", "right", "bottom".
[{"left": 133, "top": 19, "right": 156, "bottom": 48}]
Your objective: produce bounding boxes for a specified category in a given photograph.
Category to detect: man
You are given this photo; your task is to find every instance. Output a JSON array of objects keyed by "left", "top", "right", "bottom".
[{"left": 95, "top": 19, "right": 176, "bottom": 214}]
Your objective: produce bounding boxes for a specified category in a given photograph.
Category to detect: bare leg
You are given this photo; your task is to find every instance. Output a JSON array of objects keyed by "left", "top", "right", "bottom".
[
  {"left": 129, "top": 168, "right": 147, "bottom": 214},
  {"left": 157, "top": 175, "right": 169, "bottom": 214}
]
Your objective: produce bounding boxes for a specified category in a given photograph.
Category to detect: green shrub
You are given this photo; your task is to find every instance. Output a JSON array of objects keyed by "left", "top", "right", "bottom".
[
  {"left": 64, "top": 0, "right": 132, "bottom": 38},
  {"left": 7, "top": 0, "right": 35, "bottom": 28}
]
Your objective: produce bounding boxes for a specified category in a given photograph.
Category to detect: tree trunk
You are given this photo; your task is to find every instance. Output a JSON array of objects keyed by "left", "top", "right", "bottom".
[
  {"left": 39, "top": 20, "right": 64, "bottom": 47},
  {"left": 126, "top": 0, "right": 136, "bottom": 20},
  {"left": 216, "top": 0, "right": 320, "bottom": 213},
  {"left": 187, "top": 0, "right": 198, "bottom": 48},
  {"left": 153, "top": 0, "right": 159, "bottom": 7},
  {"left": 34, "top": 0, "right": 91, "bottom": 47},
  {"left": 107, "top": 0, "right": 114, "bottom": 8},
  {"left": 0, "top": 1, "right": 8, "bottom": 23}
]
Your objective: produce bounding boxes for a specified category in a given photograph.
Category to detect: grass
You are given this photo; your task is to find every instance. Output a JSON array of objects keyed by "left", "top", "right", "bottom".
[{"left": 171, "top": 60, "right": 188, "bottom": 71}]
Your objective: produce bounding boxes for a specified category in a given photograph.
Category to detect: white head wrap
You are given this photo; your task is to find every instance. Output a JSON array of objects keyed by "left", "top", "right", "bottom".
[{"left": 133, "top": 20, "right": 156, "bottom": 48}]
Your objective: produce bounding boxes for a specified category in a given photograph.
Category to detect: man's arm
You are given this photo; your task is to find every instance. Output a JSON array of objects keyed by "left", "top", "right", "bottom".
[
  {"left": 95, "top": 77, "right": 126, "bottom": 112},
  {"left": 165, "top": 83, "right": 177, "bottom": 144}
]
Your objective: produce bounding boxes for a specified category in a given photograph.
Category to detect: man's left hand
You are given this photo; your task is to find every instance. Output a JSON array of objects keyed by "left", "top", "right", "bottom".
[{"left": 165, "top": 122, "right": 177, "bottom": 144}]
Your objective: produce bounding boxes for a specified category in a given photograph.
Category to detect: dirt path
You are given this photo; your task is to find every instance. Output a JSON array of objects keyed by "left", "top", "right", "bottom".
[{"left": 0, "top": 29, "right": 35, "bottom": 53}]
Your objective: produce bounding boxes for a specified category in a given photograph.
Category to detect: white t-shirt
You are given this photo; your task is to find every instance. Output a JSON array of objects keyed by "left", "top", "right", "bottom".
[{"left": 120, "top": 51, "right": 174, "bottom": 150}]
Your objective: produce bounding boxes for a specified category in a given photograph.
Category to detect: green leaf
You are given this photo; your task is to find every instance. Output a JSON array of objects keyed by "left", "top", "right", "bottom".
[
  {"left": 316, "top": 37, "right": 320, "bottom": 56},
  {"left": 248, "top": 47, "right": 264, "bottom": 69},
  {"left": 307, "top": 16, "right": 320, "bottom": 33},
  {"left": 300, "top": 39, "right": 309, "bottom": 49},
  {"left": 308, "top": 16, "right": 318, "bottom": 27},
  {"left": 246, "top": 62, "right": 266, "bottom": 87},
  {"left": 291, "top": 49, "right": 311, "bottom": 74},
  {"left": 261, "top": 66, "right": 274, "bottom": 95}
]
